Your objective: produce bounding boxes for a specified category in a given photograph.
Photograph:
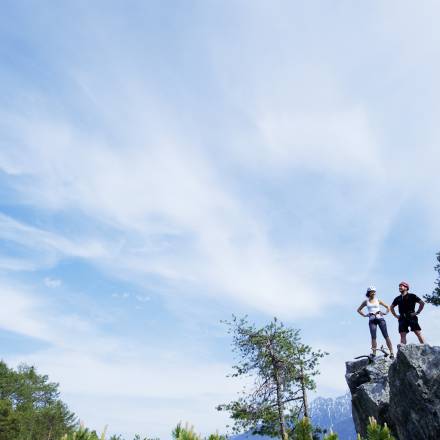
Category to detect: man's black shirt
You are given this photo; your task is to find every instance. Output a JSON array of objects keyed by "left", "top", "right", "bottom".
[{"left": 391, "top": 293, "right": 421, "bottom": 317}]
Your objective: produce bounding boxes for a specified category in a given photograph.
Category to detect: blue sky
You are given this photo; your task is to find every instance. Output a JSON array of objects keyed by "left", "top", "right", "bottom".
[{"left": 1, "top": 1, "right": 440, "bottom": 438}]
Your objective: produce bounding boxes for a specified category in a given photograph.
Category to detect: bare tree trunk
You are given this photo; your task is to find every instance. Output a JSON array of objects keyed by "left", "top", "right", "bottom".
[
  {"left": 269, "top": 340, "right": 288, "bottom": 440},
  {"left": 300, "top": 364, "right": 309, "bottom": 418},
  {"left": 275, "top": 368, "right": 288, "bottom": 440}
]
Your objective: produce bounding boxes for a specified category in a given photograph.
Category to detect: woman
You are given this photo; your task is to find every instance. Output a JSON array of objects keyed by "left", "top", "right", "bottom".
[{"left": 357, "top": 286, "right": 395, "bottom": 359}]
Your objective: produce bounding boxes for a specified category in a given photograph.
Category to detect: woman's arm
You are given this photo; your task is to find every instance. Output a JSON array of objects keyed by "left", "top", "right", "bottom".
[
  {"left": 357, "top": 300, "right": 368, "bottom": 317},
  {"left": 379, "top": 300, "right": 390, "bottom": 315}
]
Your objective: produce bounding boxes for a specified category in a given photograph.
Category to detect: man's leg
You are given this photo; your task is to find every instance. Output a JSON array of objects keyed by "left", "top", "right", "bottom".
[
  {"left": 398, "top": 318, "right": 408, "bottom": 345},
  {"left": 400, "top": 332, "right": 407, "bottom": 344},
  {"left": 414, "top": 330, "right": 425, "bottom": 344}
]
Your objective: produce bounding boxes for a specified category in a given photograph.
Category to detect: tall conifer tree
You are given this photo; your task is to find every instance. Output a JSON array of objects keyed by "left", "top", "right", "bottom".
[{"left": 217, "top": 316, "right": 327, "bottom": 440}]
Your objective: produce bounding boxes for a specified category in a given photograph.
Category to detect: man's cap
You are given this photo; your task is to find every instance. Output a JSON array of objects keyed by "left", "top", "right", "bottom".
[{"left": 399, "top": 281, "right": 410, "bottom": 289}]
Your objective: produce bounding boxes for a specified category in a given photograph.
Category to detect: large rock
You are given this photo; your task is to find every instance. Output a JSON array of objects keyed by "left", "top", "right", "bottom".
[
  {"left": 389, "top": 344, "right": 440, "bottom": 440},
  {"left": 345, "top": 356, "right": 394, "bottom": 437},
  {"left": 345, "top": 344, "right": 440, "bottom": 440}
]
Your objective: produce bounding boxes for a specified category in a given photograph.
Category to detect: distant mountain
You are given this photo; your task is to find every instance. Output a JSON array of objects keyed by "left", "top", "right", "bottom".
[
  {"left": 230, "top": 392, "right": 355, "bottom": 440},
  {"left": 309, "top": 392, "right": 356, "bottom": 440}
]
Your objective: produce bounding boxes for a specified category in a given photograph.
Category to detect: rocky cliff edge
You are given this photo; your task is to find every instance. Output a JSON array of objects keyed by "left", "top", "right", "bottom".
[{"left": 345, "top": 344, "right": 440, "bottom": 440}]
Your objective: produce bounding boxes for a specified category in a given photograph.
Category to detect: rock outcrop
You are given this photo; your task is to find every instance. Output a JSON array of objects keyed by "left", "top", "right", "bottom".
[
  {"left": 345, "top": 355, "right": 394, "bottom": 437},
  {"left": 345, "top": 344, "right": 440, "bottom": 440}
]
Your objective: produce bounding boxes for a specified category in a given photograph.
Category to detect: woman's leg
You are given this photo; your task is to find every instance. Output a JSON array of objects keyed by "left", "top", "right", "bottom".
[
  {"left": 371, "top": 338, "right": 377, "bottom": 355},
  {"left": 369, "top": 319, "right": 378, "bottom": 355},
  {"left": 378, "top": 319, "right": 394, "bottom": 356},
  {"left": 385, "top": 337, "right": 394, "bottom": 355}
]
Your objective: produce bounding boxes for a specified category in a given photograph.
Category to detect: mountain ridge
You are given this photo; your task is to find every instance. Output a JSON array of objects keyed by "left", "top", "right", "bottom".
[{"left": 230, "top": 392, "right": 355, "bottom": 440}]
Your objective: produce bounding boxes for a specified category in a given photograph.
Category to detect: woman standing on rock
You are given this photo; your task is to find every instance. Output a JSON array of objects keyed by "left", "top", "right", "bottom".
[{"left": 357, "top": 286, "right": 395, "bottom": 359}]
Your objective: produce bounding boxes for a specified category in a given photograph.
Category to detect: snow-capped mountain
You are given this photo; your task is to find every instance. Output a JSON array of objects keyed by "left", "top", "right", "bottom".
[
  {"left": 231, "top": 392, "right": 355, "bottom": 440},
  {"left": 309, "top": 392, "right": 355, "bottom": 440}
]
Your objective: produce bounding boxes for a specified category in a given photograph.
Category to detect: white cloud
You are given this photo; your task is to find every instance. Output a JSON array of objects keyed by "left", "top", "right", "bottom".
[
  {"left": 0, "top": 212, "right": 110, "bottom": 263},
  {"left": 112, "top": 292, "right": 130, "bottom": 299},
  {"left": 44, "top": 277, "right": 62, "bottom": 288},
  {"left": 0, "top": 281, "right": 49, "bottom": 341},
  {"left": 2, "top": 1, "right": 440, "bottom": 436},
  {"left": 0, "top": 116, "right": 342, "bottom": 317},
  {"left": 1, "top": 280, "right": 241, "bottom": 438}
]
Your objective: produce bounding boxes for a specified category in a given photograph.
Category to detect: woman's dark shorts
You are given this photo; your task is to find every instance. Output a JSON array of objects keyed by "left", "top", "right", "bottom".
[
  {"left": 369, "top": 317, "right": 389, "bottom": 339},
  {"left": 398, "top": 315, "right": 422, "bottom": 333}
]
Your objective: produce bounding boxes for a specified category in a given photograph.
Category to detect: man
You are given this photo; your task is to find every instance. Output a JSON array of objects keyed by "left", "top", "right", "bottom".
[{"left": 390, "top": 281, "right": 425, "bottom": 344}]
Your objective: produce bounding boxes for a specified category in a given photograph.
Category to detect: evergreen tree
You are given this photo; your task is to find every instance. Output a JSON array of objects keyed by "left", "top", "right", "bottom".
[
  {"left": 292, "top": 417, "right": 313, "bottom": 440},
  {"left": 424, "top": 252, "right": 440, "bottom": 306},
  {"left": 364, "top": 417, "right": 395, "bottom": 440},
  {"left": 172, "top": 422, "right": 201, "bottom": 440},
  {"left": 0, "top": 400, "right": 20, "bottom": 440},
  {"left": 217, "top": 316, "right": 327, "bottom": 440},
  {"left": 322, "top": 431, "right": 339, "bottom": 440},
  {"left": 0, "top": 361, "right": 76, "bottom": 439}
]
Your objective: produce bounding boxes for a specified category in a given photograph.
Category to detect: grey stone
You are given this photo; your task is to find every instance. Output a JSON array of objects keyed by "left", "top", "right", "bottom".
[
  {"left": 346, "top": 344, "right": 440, "bottom": 440},
  {"left": 345, "top": 356, "right": 393, "bottom": 438},
  {"left": 389, "top": 345, "right": 440, "bottom": 440}
]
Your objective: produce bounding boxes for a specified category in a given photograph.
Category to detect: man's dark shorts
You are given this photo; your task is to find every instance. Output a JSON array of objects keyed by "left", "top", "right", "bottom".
[{"left": 398, "top": 315, "right": 422, "bottom": 333}]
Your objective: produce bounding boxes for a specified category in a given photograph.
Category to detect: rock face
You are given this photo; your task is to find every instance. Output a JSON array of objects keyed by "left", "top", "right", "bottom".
[
  {"left": 389, "top": 344, "right": 440, "bottom": 440},
  {"left": 345, "top": 344, "right": 440, "bottom": 440},
  {"left": 345, "top": 356, "right": 394, "bottom": 437}
]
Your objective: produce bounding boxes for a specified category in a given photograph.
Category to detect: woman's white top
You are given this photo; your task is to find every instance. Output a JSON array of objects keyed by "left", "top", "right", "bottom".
[{"left": 367, "top": 299, "right": 381, "bottom": 318}]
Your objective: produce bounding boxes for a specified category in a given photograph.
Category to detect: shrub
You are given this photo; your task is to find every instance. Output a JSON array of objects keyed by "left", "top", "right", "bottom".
[{"left": 365, "top": 416, "right": 395, "bottom": 440}]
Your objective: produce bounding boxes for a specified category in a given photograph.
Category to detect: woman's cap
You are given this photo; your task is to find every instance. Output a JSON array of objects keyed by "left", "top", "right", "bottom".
[{"left": 366, "top": 286, "right": 376, "bottom": 297}]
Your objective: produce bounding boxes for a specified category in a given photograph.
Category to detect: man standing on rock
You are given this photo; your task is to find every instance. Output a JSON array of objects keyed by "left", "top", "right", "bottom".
[{"left": 390, "top": 281, "right": 425, "bottom": 345}]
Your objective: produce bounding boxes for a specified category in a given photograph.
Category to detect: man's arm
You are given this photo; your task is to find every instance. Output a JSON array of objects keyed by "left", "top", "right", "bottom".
[
  {"left": 415, "top": 299, "right": 425, "bottom": 315},
  {"left": 390, "top": 303, "right": 400, "bottom": 319}
]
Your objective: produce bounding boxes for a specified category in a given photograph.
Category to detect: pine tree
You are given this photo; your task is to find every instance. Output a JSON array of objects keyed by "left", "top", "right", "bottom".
[
  {"left": 206, "top": 432, "right": 227, "bottom": 440},
  {"left": 322, "top": 430, "right": 339, "bottom": 440},
  {"left": 0, "top": 361, "right": 76, "bottom": 440},
  {"left": 217, "top": 316, "right": 327, "bottom": 440},
  {"left": 424, "top": 252, "right": 440, "bottom": 306},
  {"left": 0, "top": 400, "right": 20, "bottom": 440},
  {"left": 172, "top": 423, "right": 201, "bottom": 440},
  {"left": 364, "top": 417, "right": 395, "bottom": 440},
  {"left": 292, "top": 417, "right": 313, "bottom": 440}
]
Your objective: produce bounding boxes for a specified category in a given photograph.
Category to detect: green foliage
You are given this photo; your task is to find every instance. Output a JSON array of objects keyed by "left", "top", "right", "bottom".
[
  {"left": 217, "top": 316, "right": 327, "bottom": 439},
  {"left": 61, "top": 424, "right": 108, "bottom": 440},
  {"left": 172, "top": 422, "right": 201, "bottom": 440},
  {"left": 0, "top": 399, "right": 20, "bottom": 440},
  {"left": 206, "top": 432, "right": 227, "bottom": 440},
  {"left": 364, "top": 417, "right": 395, "bottom": 440},
  {"left": 292, "top": 417, "right": 313, "bottom": 440},
  {"left": 0, "top": 361, "right": 76, "bottom": 440},
  {"left": 424, "top": 252, "right": 440, "bottom": 306},
  {"left": 322, "top": 431, "right": 339, "bottom": 440},
  {"left": 171, "top": 422, "right": 227, "bottom": 440}
]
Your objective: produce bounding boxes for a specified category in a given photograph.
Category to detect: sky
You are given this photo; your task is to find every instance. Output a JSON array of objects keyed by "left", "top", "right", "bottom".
[{"left": 1, "top": 1, "right": 440, "bottom": 438}]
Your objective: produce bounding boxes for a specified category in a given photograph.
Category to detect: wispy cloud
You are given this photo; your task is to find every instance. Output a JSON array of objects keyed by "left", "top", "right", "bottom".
[
  {"left": 44, "top": 277, "right": 62, "bottom": 288},
  {"left": 2, "top": 1, "right": 440, "bottom": 438},
  {"left": 1, "top": 279, "right": 240, "bottom": 438}
]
